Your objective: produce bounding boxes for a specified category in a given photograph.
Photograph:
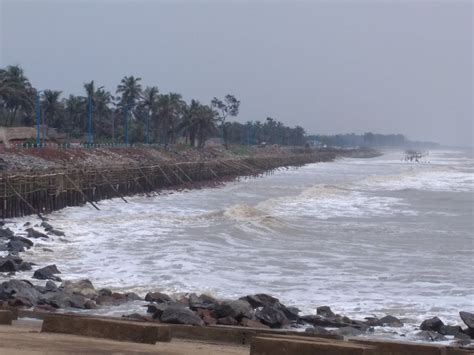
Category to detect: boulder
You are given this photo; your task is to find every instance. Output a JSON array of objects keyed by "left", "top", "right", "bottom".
[
  {"left": 0, "top": 259, "right": 17, "bottom": 273},
  {"left": 147, "top": 301, "right": 185, "bottom": 318},
  {"left": 49, "top": 229, "right": 65, "bottom": 237},
  {"left": 144, "top": 292, "right": 172, "bottom": 303},
  {"left": 0, "top": 228, "right": 14, "bottom": 239},
  {"left": 305, "top": 325, "right": 331, "bottom": 335},
  {"left": 256, "top": 306, "right": 290, "bottom": 328},
  {"left": 317, "top": 306, "right": 336, "bottom": 318},
  {"left": 240, "top": 317, "right": 269, "bottom": 329},
  {"left": 160, "top": 306, "right": 204, "bottom": 326},
  {"left": 33, "top": 265, "right": 62, "bottom": 282},
  {"left": 378, "top": 315, "right": 403, "bottom": 327},
  {"left": 364, "top": 317, "right": 380, "bottom": 326},
  {"left": 26, "top": 228, "right": 48, "bottom": 239},
  {"left": 241, "top": 294, "right": 280, "bottom": 308},
  {"left": 188, "top": 293, "right": 218, "bottom": 310},
  {"left": 460, "top": 311, "right": 474, "bottom": 329},
  {"left": 196, "top": 308, "right": 217, "bottom": 325},
  {"left": 0, "top": 256, "right": 33, "bottom": 273},
  {"left": 45, "top": 293, "right": 87, "bottom": 309},
  {"left": 62, "top": 279, "right": 97, "bottom": 298},
  {"left": 332, "top": 326, "right": 364, "bottom": 337},
  {"left": 10, "top": 236, "right": 33, "bottom": 247},
  {"left": 217, "top": 316, "right": 239, "bottom": 326},
  {"left": 84, "top": 300, "right": 97, "bottom": 309},
  {"left": 214, "top": 300, "right": 253, "bottom": 320},
  {"left": 40, "top": 222, "right": 54, "bottom": 231},
  {"left": 0, "top": 279, "right": 41, "bottom": 305},
  {"left": 439, "top": 325, "right": 463, "bottom": 336},
  {"left": 416, "top": 330, "right": 447, "bottom": 342},
  {"left": 300, "top": 314, "right": 347, "bottom": 328},
  {"left": 420, "top": 316, "right": 444, "bottom": 332}
]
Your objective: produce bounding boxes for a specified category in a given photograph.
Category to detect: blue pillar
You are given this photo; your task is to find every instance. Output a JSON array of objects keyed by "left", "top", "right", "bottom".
[
  {"left": 35, "top": 91, "right": 41, "bottom": 147},
  {"left": 87, "top": 94, "right": 93, "bottom": 145}
]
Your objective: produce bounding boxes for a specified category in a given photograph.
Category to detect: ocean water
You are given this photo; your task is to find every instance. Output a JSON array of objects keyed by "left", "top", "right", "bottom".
[{"left": 5, "top": 149, "right": 474, "bottom": 339}]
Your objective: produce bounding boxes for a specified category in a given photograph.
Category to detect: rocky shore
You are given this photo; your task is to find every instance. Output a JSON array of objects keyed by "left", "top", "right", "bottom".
[{"left": 0, "top": 221, "right": 472, "bottom": 348}]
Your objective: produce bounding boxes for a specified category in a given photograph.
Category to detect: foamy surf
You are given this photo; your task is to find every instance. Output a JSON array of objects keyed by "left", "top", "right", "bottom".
[{"left": 3, "top": 149, "right": 473, "bottom": 340}]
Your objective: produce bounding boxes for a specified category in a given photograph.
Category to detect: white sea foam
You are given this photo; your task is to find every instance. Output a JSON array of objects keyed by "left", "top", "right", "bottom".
[{"left": 3, "top": 149, "right": 473, "bottom": 340}]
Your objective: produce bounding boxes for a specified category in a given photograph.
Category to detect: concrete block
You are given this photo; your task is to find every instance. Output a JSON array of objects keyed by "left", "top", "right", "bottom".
[
  {"left": 250, "top": 335, "right": 376, "bottom": 355},
  {"left": 0, "top": 310, "right": 13, "bottom": 325},
  {"left": 41, "top": 314, "right": 171, "bottom": 344},
  {"left": 353, "top": 338, "right": 449, "bottom": 355}
]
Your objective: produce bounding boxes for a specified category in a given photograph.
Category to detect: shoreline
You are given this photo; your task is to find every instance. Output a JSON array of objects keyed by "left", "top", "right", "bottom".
[{"left": 0, "top": 145, "right": 379, "bottom": 219}]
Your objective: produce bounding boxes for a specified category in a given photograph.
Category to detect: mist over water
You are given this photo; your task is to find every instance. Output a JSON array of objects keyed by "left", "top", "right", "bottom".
[{"left": 6, "top": 149, "right": 474, "bottom": 337}]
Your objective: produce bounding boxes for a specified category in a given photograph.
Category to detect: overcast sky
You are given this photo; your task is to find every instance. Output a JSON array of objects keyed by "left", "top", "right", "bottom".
[{"left": 1, "top": 0, "right": 472, "bottom": 146}]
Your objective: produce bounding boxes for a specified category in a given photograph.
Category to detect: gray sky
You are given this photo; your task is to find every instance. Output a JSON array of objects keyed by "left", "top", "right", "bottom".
[{"left": 1, "top": 0, "right": 472, "bottom": 146}]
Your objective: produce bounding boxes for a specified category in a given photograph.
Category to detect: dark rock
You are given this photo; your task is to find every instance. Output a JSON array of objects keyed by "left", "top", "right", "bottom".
[
  {"left": 240, "top": 317, "right": 269, "bottom": 329},
  {"left": 40, "top": 222, "right": 54, "bottom": 231},
  {"left": 145, "top": 292, "right": 172, "bottom": 303},
  {"left": 0, "top": 259, "right": 17, "bottom": 272},
  {"left": 378, "top": 315, "right": 403, "bottom": 327},
  {"left": 42, "top": 248, "right": 54, "bottom": 253},
  {"left": 18, "top": 261, "right": 33, "bottom": 271},
  {"left": 0, "top": 228, "right": 14, "bottom": 239},
  {"left": 49, "top": 229, "right": 65, "bottom": 237},
  {"left": 217, "top": 316, "right": 239, "bottom": 326},
  {"left": 33, "top": 265, "right": 62, "bottom": 282},
  {"left": 45, "top": 293, "right": 87, "bottom": 309},
  {"left": 256, "top": 306, "right": 290, "bottom": 328},
  {"left": 454, "top": 331, "right": 472, "bottom": 341},
  {"left": 241, "top": 294, "right": 280, "bottom": 308},
  {"left": 147, "top": 301, "right": 185, "bottom": 317},
  {"left": 0, "top": 279, "right": 41, "bottom": 305},
  {"left": 196, "top": 308, "right": 217, "bottom": 326},
  {"left": 160, "top": 306, "right": 204, "bottom": 326},
  {"left": 317, "top": 306, "right": 336, "bottom": 318},
  {"left": 214, "top": 300, "right": 253, "bottom": 320},
  {"left": 416, "top": 330, "right": 448, "bottom": 342},
  {"left": 439, "top": 325, "right": 463, "bottom": 336},
  {"left": 84, "top": 300, "right": 96, "bottom": 309},
  {"left": 364, "top": 317, "right": 380, "bottom": 326},
  {"left": 305, "top": 325, "right": 331, "bottom": 335},
  {"left": 332, "top": 326, "right": 364, "bottom": 337},
  {"left": 33, "top": 304, "right": 56, "bottom": 312},
  {"left": 10, "top": 236, "right": 33, "bottom": 248},
  {"left": 7, "top": 240, "right": 25, "bottom": 253},
  {"left": 44, "top": 281, "right": 58, "bottom": 292},
  {"left": 189, "top": 293, "right": 218, "bottom": 310},
  {"left": 300, "top": 314, "right": 348, "bottom": 328},
  {"left": 420, "top": 317, "right": 444, "bottom": 332},
  {"left": 463, "top": 327, "right": 474, "bottom": 339},
  {"left": 281, "top": 306, "right": 300, "bottom": 321},
  {"left": 460, "top": 311, "right": 474, "bottom": 329},
  {"left": 98, "top": 288, "right": 112, "bottom": 297},
  {"left": 26, "top": 228, "right": 48, "bottom": 239},
  {"left": 62, "top": 279, "right": 97, "bottom": 298}
]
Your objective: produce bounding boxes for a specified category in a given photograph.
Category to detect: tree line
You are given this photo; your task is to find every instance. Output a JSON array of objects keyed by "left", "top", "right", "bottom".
[{"left": 0, "top": 65, "right": 307, "bottom": 147}]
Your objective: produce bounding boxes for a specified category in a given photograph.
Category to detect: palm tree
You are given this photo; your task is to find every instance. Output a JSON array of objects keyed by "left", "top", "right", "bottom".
[
  {"left": 63, "top": 95, "right": 86, "bottom": 138},
  {"left": 116, "top": 76, "right": 142, "bottom": 144},
  {"left": 0, "top": 65, "right": 33, "bottom": 126},
  {"left": 141, "top": 86, "right": 159, "bottom": 143},
  {"left": 156, "top": 92, "right": 185, "bottom": 145},
  {"left": 42, "top": 90, "right": 62, "bottom": 138}
]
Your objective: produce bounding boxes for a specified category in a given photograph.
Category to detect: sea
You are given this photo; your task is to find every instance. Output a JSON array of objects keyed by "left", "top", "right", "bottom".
[{"left": 4, "top": 148, "right": 474, "bottom": 340}]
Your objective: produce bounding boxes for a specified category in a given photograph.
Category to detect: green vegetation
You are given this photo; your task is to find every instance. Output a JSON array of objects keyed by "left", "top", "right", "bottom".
[{"left": 0, "top": 65, "right": 307, "bottom": 146}]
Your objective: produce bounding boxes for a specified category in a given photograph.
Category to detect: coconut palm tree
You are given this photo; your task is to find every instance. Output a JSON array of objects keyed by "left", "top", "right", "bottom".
[
  {"left": 63, "top": 94, "right": 86, "bottom": 138},
  {"left": 156, "top": 92, "right": 185, "bottom": 145},
  {"left": 116, "top": 76, "right": 142, "bottom": 144},
  {"left": 141, "top": 86, "right": 159, "bottom": 143},
  {"left": 42, "top": 90, "right": 62, "bottom": 138},
  {"left": 0, "top": 65, "right": 33, "bottom": 126}
]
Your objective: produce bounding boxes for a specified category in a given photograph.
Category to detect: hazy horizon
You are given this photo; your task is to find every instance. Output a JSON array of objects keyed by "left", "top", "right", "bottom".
[{"left": 1, "top": 0, "right": 472, "bottom": 147}]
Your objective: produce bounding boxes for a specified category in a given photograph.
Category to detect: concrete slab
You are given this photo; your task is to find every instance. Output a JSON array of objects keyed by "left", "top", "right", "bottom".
[{"left": 41, "top": 313, "right": 171, "bottom": 344}]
